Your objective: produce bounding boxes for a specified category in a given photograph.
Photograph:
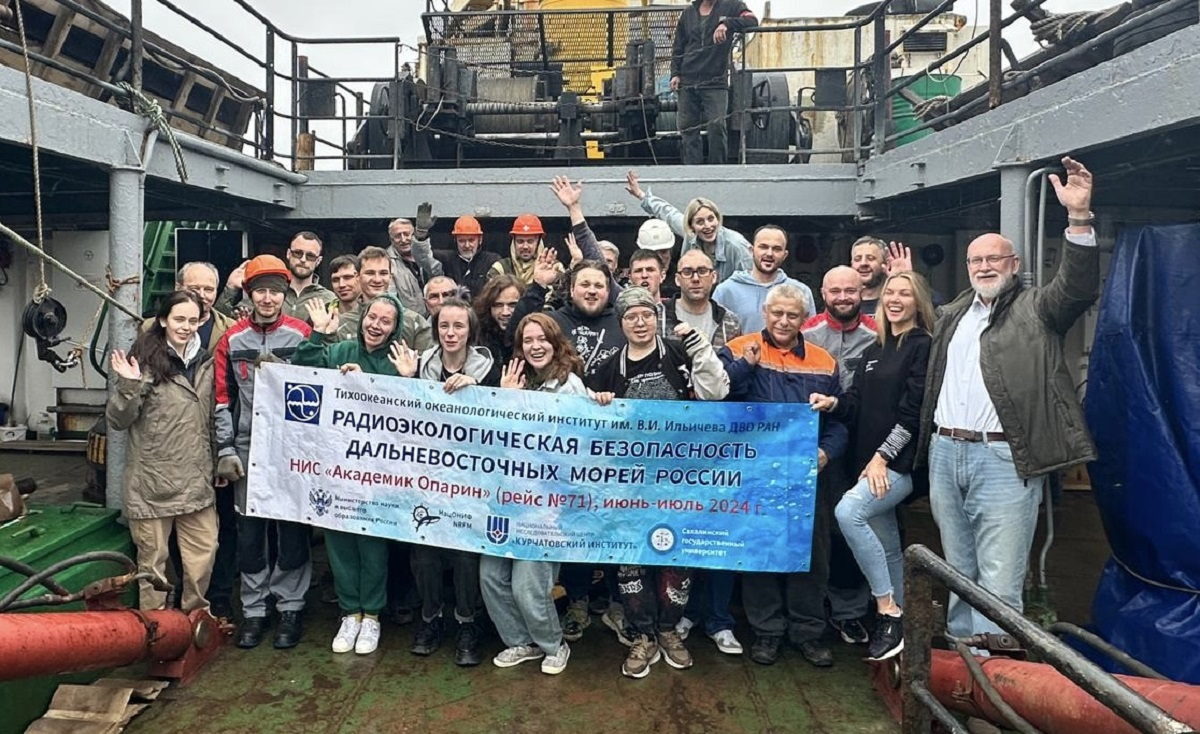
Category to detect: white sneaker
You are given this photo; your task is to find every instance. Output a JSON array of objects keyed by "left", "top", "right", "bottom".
[
  {"left": 493, "top": 644, "right": 544, "bottom": 668},
  {"left": 541, "top": 641, "right": 570, "bottom": 675},
  {"left": 675, "top": 616, "right": 695, "bottom": 641},
  {"left": 332, "top": 615, "right": 361, "bottom": 654},
  {"left": 709, "top": 629, "right": 744, "bottom": 655},
  {"left": 355, "top": 617, "right": 381, "bottom": 654}
]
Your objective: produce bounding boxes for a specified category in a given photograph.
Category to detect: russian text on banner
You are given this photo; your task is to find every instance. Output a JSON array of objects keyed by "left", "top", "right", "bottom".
[{"left": 247, "top": 363, "right": 820, "bottom": 572}]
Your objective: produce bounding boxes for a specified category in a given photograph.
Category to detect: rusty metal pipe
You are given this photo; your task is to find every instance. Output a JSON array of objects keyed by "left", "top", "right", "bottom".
[
  {"left": 0, "top": 610, "right": 194, "bottom": 681},
  {"left": 928, "top": 649, "right": 1200, "bottom": 734}
]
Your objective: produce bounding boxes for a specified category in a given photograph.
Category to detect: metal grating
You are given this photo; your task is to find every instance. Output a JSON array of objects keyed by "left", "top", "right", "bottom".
[
  {"left": 423, "top": 7, "right": 684, "bottom": 93},
  {"left": 902, "top": 31, "right": 949, "bottom": 53}
]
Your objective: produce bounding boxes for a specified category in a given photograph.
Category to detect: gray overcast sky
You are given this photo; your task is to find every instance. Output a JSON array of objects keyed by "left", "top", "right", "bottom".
[{"left": 109, "top": 0, "right": 1110, "bottom": 85}]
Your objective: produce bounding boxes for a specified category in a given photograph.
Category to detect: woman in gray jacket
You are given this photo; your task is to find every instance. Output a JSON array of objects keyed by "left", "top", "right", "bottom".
[{"left": 107, "top": 290, "right": 218, "bottom": 612}]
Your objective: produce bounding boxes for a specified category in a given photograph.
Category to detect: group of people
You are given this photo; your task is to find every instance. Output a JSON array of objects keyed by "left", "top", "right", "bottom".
[{"left": 107, "top": 157, "right": 1099, "bottom": 679}]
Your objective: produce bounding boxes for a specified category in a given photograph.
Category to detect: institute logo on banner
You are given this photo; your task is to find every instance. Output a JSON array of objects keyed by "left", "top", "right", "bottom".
[
  {"left": 649, "top": 524, "right": 676, "bottom": 554},
  {"left": 284, "top": 382, "right": 323, "bottom": 424},
  {"left": 486, "top": 515, "right": 510, "bottom": 545},
  {"left": 309, "top": 488, "right": 333, "bottom": 517}
]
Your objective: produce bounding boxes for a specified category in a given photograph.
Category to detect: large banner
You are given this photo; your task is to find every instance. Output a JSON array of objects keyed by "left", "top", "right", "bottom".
[{"left": 247, "top": 363, "right": 820, "bottom": 572}]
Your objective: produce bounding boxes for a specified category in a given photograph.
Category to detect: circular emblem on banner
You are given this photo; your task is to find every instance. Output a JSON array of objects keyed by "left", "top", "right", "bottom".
[
  {"left": 649, "top": 524, "right": 676, "bottom": 553},
  {"left": 285, "top": 383, "right": 322, "bottom": 423}
]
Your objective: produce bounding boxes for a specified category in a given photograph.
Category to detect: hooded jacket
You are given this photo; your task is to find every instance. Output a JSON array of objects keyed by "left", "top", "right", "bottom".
[
  {"left": 639, "top": 190, "right": 752, "bottom": 282},
  {"left": 107, "top": 341, "right": 216, "bottom": 520},
  {"left": 489, "top": 238, "right": 560, "bottom": 286},
  {"left": 387, "top": 245, "right": 428, "bottom": 316},
  {"left": 507, "top": 281, "right": 627, "bottom": 378},
  {"left": 293, "top": 293, "right": 406, "bottom": 376},
  {"left": 589, "top": 330, "right": 730, "bottom": 402},
  {"left": 712, "top": 269, "right": 817, "bottom": 333},
  {"left": 337, "top": 297, "right": 433, "bottom": 351},
  {"left": 417, "top": 345, "right": 499, "bottom": 386}
]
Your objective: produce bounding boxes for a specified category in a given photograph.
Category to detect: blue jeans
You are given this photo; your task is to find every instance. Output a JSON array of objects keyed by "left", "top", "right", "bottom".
[
  {"left": 480, "top": 556, "right": 562, "bottom": 653},
  {"left": 834, "top": 470, "right": 913, "bottom": 606},
  {"left": 928, "top": 434, "right": 1045, "bottom": 638}
]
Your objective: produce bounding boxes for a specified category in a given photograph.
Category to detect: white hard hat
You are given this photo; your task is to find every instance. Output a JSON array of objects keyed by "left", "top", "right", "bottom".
[{"left": 637, "top": 219, "right": 674, "bottom": 251}]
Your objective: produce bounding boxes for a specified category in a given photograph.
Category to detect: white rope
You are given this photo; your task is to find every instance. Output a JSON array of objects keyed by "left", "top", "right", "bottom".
[
  {"left": 117, "top": 81, "right": 189, "bottom": 183},
  {"left": 11, "top": 0, "right": 49, "bottom": 303}
]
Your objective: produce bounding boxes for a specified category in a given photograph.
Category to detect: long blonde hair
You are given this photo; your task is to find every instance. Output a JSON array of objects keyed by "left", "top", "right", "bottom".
[{"left": 874, "top": 271, "right": 936, "bottom": 345}]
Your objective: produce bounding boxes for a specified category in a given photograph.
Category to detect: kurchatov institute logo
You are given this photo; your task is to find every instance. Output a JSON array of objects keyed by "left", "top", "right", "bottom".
[
  {"left": 486, "top": 515, "right": 510, "bottom": 545},
  {"left": 284, "top": 382, "right": 323, "bottom": 424}
]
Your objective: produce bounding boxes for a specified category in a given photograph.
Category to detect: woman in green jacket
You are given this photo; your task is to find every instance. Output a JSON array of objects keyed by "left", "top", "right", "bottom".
[{"left": 295, "top": 294, "right": 406, "bottom": 655}]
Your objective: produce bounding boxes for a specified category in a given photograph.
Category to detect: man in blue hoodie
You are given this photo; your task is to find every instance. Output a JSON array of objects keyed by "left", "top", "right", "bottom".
[{"left": 712, "top": 225, "right": 815, "bottom": 333}]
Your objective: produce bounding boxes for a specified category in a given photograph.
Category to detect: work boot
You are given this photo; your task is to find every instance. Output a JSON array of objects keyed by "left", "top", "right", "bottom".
[
  {"left": 797, "top": 639, "right": 834, "bottom": 668},
  {"left": 235, "top": 616, "right": 268, "bottom": 649},
  {"left": 411, "top": 615, "right": 443, "bottom": 656},
  {"left": 750, "top": 634, "right": 782, "bottom": 665},
  {"left": 273, "top": 611, "right": 304, "bottom": 649},
  {"left": 455, "top": 620, "right": 483, "bottom": 667}
]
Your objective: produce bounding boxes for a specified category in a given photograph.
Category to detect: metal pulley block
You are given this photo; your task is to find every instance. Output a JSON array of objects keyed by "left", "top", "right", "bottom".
[{"left": 21, "top": 297, "right": 78, "bottom": 373}]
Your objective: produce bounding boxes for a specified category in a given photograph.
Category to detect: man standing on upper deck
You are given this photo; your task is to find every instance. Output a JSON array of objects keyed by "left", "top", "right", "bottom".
[{"left": 671, "top": 0, "right": 758, "bottom": 165}]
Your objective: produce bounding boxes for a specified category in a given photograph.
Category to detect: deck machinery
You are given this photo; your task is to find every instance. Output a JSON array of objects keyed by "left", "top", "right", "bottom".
[{"left": 347, "top": 6, "right": 808, "bottom": 168}]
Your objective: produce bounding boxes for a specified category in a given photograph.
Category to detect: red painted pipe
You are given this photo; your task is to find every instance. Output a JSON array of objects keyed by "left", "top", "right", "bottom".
[
  {"left": 0, "top": 610, "right": 194, "bottom": 681},
  {"left": 928, "top": 649, "right": 1200, "bottom": 733}
]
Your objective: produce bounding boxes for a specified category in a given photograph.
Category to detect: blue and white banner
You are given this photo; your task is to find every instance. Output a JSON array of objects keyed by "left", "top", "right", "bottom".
[{"left": 248, "top": 363, "right": 820, "bottom": 572}]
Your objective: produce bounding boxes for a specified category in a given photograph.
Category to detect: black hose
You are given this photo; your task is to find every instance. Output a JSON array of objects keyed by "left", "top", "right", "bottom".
[
  {"left": 0, "top": 556, "right": 71, "bottom": 596},
  {"left": 0, "top": 572, "right": 160, "bottom": 611},
  {"left": 955, "top": 640, "right": 1046, "bottom": 734},
  {"left": 1049, "top": 622, "right": 1167, "bottom": 681},
  {"left": 0, "top": 551, "right": 135, "bottom": 611}
]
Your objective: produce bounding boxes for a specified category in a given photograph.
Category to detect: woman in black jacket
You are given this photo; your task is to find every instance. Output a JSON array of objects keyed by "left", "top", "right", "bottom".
[{"left": 809, "top": 270, "right": 935, "bottom": 662}]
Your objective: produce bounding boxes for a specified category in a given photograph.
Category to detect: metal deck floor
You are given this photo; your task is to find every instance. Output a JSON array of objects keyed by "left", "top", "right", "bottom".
[{"left": 2, "top": 451, "right": 1110, "bottom": 733}]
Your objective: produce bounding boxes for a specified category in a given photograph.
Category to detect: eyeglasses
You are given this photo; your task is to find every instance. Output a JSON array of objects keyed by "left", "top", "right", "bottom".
[
  {"left": 678, "top": 267, "right": 714, "bottom": 279},
  {"left": 621, "top": 311, "right": 657, "bottom": 324},
  {"left": 965, "top": 254, "right": 1016, "bottom": 268},
  {"left": 288, "top": 249, "right": 320, "bottom": 263}
]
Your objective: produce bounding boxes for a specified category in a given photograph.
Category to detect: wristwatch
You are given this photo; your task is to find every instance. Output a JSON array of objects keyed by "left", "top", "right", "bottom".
[{"left": 1067, "top": 211, "right": 1095, "bottom": 227}]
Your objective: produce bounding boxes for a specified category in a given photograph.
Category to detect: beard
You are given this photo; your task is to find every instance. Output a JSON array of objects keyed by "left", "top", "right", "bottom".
[
  {"left": 972, "top": 273, "right": 1015, "bottom": 301},
  {"left": 828, "top": 301, "right": 861, "bottom": 323},
  {"left": 863, "top": 269, "right": 885, "bottom": 290}
]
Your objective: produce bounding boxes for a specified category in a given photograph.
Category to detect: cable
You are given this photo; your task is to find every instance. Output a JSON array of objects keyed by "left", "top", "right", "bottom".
[
  {"left": 1048, "top": 622, "right": 1167, "bottom": 680},
  {"left": 955, "top": 640, "right": 1045, "bottom": 734},
  {"left": 0, "top": 556, "right": 71, "bottom": 596},
  {"left": 0, "top": 551, "right": 137, "bottom": 611},
  {"left": 0, "top": 572, "right": 162, "bottom": 611}
]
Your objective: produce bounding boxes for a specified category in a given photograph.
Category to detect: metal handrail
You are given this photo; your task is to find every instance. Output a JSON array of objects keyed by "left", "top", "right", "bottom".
[{"left": 901, "top": 544, "right": 1191, "bottom": 734}]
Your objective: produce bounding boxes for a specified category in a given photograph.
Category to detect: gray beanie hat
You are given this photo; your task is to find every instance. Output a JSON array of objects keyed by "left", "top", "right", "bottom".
[{"left": 616, "top": 286, "right": 658, "bottom": 318}]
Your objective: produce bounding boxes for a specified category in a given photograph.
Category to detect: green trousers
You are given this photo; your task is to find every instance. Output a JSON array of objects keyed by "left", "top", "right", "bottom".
[{"left": 326, "top": 529, "right": 389, "bottom": 615}]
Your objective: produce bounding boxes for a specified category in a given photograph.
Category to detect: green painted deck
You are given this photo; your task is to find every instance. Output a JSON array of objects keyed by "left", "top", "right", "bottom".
[{"left": 2, "top": 449, "right": 1110, "bottom": 734}]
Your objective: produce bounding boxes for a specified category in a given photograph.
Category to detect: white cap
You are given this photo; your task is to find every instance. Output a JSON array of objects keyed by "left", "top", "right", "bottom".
[{"left": 637, "top": 219, "right": 674, "bottom": 251}]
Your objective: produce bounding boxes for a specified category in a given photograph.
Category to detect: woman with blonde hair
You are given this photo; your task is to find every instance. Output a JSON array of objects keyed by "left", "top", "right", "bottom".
[
  {"left": 809, "top": 270, "right": 935, "bottom": 662},
  {"left": 480, "top": 312, "right": 587, "bottom": 675}
]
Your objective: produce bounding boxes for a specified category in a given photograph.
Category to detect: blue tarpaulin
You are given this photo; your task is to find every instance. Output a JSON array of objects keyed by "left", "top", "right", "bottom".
[{"left": 1087, "top": 223, "right": 1200, "bottom": 683}]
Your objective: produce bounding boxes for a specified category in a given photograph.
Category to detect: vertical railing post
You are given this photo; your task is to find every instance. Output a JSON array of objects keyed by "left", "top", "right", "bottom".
[
  {"left": 988, "top": 0, "right": 1003, "bottom": 108},
  {"left": 901, "top": 557, "right": 936, "bottom": 734},
  {"left": 264, "top": 27, "right": 275, "bottom": 162},
  {"left": 852, "top": 26, "right": 863, "bottom": 162},
  {"left": 129, "top": 0, "right": 143, "bottom": 94},
  {"left": 872, "top": 12, "right": 889, "bottom": 156},
  {"left": 290, "top": 40, "right": 299, "bottom": 170}
]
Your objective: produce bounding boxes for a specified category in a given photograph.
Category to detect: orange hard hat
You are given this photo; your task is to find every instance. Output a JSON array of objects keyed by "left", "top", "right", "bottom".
[
  {"left": 510, "top": 213, "right": 544, "bottom": 237},
  {"left": 242, "top": 254, "right": 291, "bottom": 290},
  {"left": 452, "top": 215, "right": 483, "bottom": 236}
]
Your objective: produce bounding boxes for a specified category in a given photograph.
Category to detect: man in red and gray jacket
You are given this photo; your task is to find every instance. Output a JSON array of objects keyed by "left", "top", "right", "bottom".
[{"left": 214, "top": 254, "right": 313, "bottom": 652}]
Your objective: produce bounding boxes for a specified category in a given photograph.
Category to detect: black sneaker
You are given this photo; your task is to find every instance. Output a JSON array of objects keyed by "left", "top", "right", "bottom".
[
  {"left": 412, "top": 616, "right": 443, "bottom": 656},
  {"left": 749, "top": 634, "right": 782, "bottom": 665},
  {"left": 797, "top": 639, "right": 834, "bottom": 668},
  {"left": 867, "top": 613, "right": 904, "bottom": 661},
  {"left": 273, "top": 611, "right": 303, "bottom": 649},
  {"left": 455, "top": 621, "right": 483, "bottom": 667},
  {"left": 830, "top": 617, "right": 870, "bottom": 645}
]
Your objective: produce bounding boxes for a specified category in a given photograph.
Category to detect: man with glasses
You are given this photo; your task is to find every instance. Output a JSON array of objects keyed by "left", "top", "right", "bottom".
[
  {"left": 589, "top": 286, "right": 730, "bottom": 677},
  {"left": 913, "top": 157, "right": 1100, "bottom": 642},
  {"left": 215, "top": 232, "right": 334, "bottom": 322},
  {"left": 664, "top": 249, "right": 742, "bottom": 351}
]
